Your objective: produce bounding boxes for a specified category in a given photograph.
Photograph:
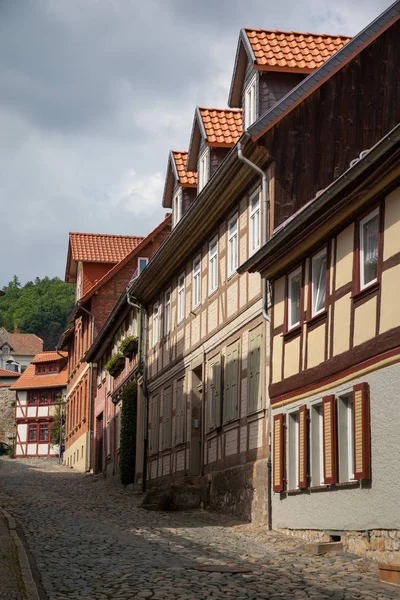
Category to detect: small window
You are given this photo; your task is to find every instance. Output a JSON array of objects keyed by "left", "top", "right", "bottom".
[
  {"left": 228, "top": 213, "right": 238, "bottom": 277},
  {"left": 208, "top": 237, "right": 218, "bottom": 295},
  {"left": 164, "top": 289, "right": 171, "bottom": 335},
  {"left": 287, "top": 267, "right": 302, "bottom": 330},
  {"left": 288, "top": 411, "right": 299, "bottom": 490},
  {"left": 177, "top": 273, "right": 185, "bottom": 324},
  {"left": 39, "top": 424, "right": 49, "bottom": 442},
  {"left": 198, "top": 149, "right": 210, "bottom": 193},
  {"left": 311, "top": 403, "right": 324, "bottom": 486},
  {"left": 40, "top": 391, "right": 48, "bottom": 404},
  {"left": 173, "top": 189, "right": 182, "bottom": 227},
  {"left": 28, "top": 425, "right": 37, "bottom": 441},
  {"left": 249, "top": 190, "right": 260, "bottom": 255},
  {"left": 311, "top": 249, "right": 327, "bottom": 317},
  {"left": 2, "top": 345, "right": 10, "bottom": 354},
  {"left": 338, "top": 394, "right": 354, "bottom": 483},
  {"left": 28, "top": 393, "right": 36, "bottom": 405},
  {"left": 244, "top": 75, "right": 257, "bottom": 128},
  {"left": 359, "top": 208, "right": 379, "bottom": 290},
  {"left": 192, "top": 256, "right": 201, "bottom": 309},
  {"left": 152, "top": 302, "right": 159, "bottom": 347},
  {"left": 138, "top": 257, "right": 149, "bottom": 273}
]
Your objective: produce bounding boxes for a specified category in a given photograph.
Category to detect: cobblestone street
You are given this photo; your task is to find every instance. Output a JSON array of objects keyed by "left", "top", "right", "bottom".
[{"left": 0, "top": 457, "right": 398, "bottom": 600}]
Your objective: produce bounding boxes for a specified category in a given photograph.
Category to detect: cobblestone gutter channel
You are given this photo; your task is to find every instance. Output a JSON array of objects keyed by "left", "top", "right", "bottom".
[{"left": 0, "top": 457, "right": 399, "bottom": 600}]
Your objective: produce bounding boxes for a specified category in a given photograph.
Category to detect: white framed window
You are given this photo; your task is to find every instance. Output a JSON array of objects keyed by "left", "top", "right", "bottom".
[
  {"left": 244, "top": 75, "right": 257, "bottom": 128},
  {"left": 152, "top": 302, "right": 159, "bottom": 347},
  {"left": 227, "top": 213, "right": 238, "bottom": 277},
  {"left": 288, "top": 411, "right": 299, "bottom": 490},
  {"left": 172, "top": 189, "right": 182, "bottom": 228},
  {"left": 198, "top": 148, "right": 210, "bottom": 193},
  {"left": 177, "top": 273, "right": 185, "bottom": 324},
  {"left": 311, "top": 249, "right": 327, "bottom": 317},
  {"left": 338, "top": 393, "right": 354, "bottom": 483},
  {"left": 164, "top": 288, "right": 171, "bottom": 335},
  {"left": 287, "top": 267, "right": 302, "bottom": 330},
  {"left": 138, "top": 257, "right": 149, "bottom": 273},
  {"left": 249, "top": 189, "right": 260, "bottom": 255},
  {"left": 192, "top": 256, "right": 201, "bottom": 309},
  {"left": 359, "top": 208, "right": 379, "bottom": 290},
  {"left": 208, "top": 236, "right": 218, "bottom": 295},
  {"left": 311, "top": 403, "right": 324, "bottom": 486}
]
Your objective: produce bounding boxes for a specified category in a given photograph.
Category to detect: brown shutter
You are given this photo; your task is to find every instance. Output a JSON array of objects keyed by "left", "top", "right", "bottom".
[
  {"left": 214, "top": 358, "right": 222, "bottom": 428},
  {"left": 322, "top": 395, "right": 337, "bottom": 484},
  {"left": 231, "top": 341, "right": 239, "bottom": 420},
  {"left": 353, "top": 382, "right": 371, "bottom": 480},
  {"left": 298, "top": 405, "right": 308, "bottom": 489},
  {"left": 273, "top": 413, "right": 285, "bottom": 492},
  {"left": 224, "top": 346, "right": 232, "bottom": 423}
]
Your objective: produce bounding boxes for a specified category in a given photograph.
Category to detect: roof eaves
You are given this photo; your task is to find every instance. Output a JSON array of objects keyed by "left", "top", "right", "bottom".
[
  {"left": 248, "top": 1, "right": 399, "bottom": 140},
  {"left": 228, "top": 30, "right": 255, "bottom": 108},
  {"left": 187, "top": 109, "right": 203, "bottom": 172}
]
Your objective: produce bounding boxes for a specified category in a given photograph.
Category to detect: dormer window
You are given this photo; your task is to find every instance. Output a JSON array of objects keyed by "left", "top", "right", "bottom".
[
  {"left": 173, "top": 189, "right": 182, "bottom": 227},
  {"left": 2, "top": 345, "right": 10, "bottom": 355},
  {"left": 198, "top": 149, "right": 210, "bottom": 193},
  {"left": 244, "top": 75, "right": 257, "bottom": 128}
]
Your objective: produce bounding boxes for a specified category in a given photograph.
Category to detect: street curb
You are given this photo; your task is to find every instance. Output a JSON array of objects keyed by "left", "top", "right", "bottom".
[{"left": 1, "top": 509, "right": 40, "bottom": 600}]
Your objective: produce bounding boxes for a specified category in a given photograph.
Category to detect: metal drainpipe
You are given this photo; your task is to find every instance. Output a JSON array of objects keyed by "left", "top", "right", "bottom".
[
  {"left": 77, "top": 302, "right": 95, "bottom": 473},
  {"left": 126, "top": 292, "right": 149, "bottom": 492},
  {"left": 237, "top": 140, "right": 273, "bottom": 528}
]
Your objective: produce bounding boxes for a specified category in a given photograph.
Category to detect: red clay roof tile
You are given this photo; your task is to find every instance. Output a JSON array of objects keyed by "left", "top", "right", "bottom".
[
  {"left": 171, "top": 151, "right": 197, "bottom": 186},
  {"left": 0, "top": 368, "right": 20, "bottom": 377},
  {"left": 0, "top": 328, "right": 43, "bottom": 356},
  {"left": 31, "top": 351, "right": 68, "bottom": 364},
  {"left": 244, "top": 29, "right": 351, "bottom": 71},
  {"left": 69, "top": 233, "right": 144, "bottom": 264},
  {"left": 198, "top": 108, "right": 242, "bottom": 146},
  {"left": 10, "top": 353, "right": 68, "bottom": 390}
]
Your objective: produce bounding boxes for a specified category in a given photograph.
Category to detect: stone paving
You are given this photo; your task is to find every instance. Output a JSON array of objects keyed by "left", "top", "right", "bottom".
[
  {"left": 0, "top": 511, "right": 27, "bottom": 599},
  {"left": 0, "top": 457, "right": 399, "bottom": 600}
]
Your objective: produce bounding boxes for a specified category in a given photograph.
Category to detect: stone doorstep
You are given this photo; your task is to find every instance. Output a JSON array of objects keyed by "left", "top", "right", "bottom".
[
  {"left": 305, "top": 541, "right": 344, "bottom": 555},
  {"left": 378, "top": 563, "right": 400, "bottom": 586}
]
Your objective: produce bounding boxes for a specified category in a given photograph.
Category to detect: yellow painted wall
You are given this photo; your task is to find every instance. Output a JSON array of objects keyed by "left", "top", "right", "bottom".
[
  {"left": 63, "top": 432, "right": 88, "bottom": 472},
  {"left": 284, "top": 336, "right": 300, "bottom": 379},
  {"left": 383, "top": 186, "right": 400, "bottom": 260},
  {"left": 333, "top": 294, "right": 351, "bottom": 355},
  {"left": 335, "top": 224, "right": 354, "bottom": 289},
  {"left": 380, "top": 264, "right": 400, "bottom": 333},
  {"left": 272, "top": 334, "right": 283, "bottom": 383},
  {"left": 353, "top": 297, "right": 377, "bottom": 346},
  {"left": 274, "top": 277, "right": 285, "bottom": 327},
  {"left": 307, "top": 323, "right": 325, "bottom": 369}
]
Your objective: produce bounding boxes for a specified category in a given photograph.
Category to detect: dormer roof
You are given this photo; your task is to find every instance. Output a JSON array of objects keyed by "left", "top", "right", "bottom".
[
  {"left": 162, "top": 151, "right": 197, "bottom": 209},
  {"left": 187, "top": 107, "right": 242, "bottom": 171},
  {"left": 65, "top": 232, "right": 144, "bottom": 282},
  {"left": 229, "top": 28, "right": 350, "bottom": 107}
]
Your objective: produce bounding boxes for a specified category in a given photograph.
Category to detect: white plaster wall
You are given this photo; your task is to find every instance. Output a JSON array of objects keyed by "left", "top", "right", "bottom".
[
  {"left": 18, "top": 424, "right": 27, "bottom": 442},
  {"left": 18, "top": 391, "right": 27, "bottom": 405},
  {"left": 272, "top": 361, "right": 400, "bottom": 531}
]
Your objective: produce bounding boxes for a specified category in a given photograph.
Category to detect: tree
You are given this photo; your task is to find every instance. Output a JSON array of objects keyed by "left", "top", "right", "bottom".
[
  {"left": 0, "top": 276, "right": 75, "bottom": 350},
  {"left": 51, "top": 397, "right": 65, "bottom": 448},
  {"left": 119, "top": 380, "right": 138, "bottom": 486}
]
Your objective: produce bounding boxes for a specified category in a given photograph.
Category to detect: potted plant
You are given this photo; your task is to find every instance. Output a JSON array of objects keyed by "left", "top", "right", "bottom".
[
  {"left": 119, "top": 335, "right": 139, "bottom": 359},
  {"left": 105, "top": 353, "right": 125, "bottom": 377}
]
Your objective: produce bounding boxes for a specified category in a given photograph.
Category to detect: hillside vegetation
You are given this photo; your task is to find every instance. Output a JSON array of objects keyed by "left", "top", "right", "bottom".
[{"left": 0, "top": 276, "right": 75, "bottom": 351}]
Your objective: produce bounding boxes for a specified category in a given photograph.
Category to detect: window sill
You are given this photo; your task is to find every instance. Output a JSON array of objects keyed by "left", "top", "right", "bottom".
[
  {"left": 283, "top": 325, "right": 302, "bottom": 340},
  {"left": 352, "top": 281, "right": 379, "bottom": 302},
  {"left": 287, "top": 488, "right": 304, "bottom": 495},
  {"left": 191, "top": 304, "right": 201, "bottom": 314},
  {"left": 227, "top": 271, "right": 238, "bottom": 282},
  {"left": 222, "top": 418, "right": 240, "bottom": 431},
  {"left": 208, "top": 288, "right": 218, "bottom": 299},
  {"left": 247, "top": 407, "right": 265, "bottom": 421},
  {"left": 306, "top": 310, "right": 327, "bottom": 328}
]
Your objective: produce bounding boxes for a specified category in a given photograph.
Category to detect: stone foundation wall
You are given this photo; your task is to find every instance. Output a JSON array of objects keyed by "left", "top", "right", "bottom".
[
  {"left": 279, "top": 528, "right": 400, "bottom": 563},
  {"left": 201, "top": 458, "right": 270, "bottom": 524},
  {"left": 0, "top": 387, "right": 16, "bottom": 444}
]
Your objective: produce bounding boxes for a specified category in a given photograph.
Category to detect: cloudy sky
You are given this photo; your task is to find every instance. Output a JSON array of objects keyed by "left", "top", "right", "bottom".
[{"left": 0, "top": 0, "right": 392, "bottom": 286}]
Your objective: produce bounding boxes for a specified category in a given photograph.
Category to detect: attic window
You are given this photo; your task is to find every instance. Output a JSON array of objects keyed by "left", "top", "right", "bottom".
[
  {"left": 244, "top": 75, "right": 257, "bottom": 128},
  {"left": 2, "top": 345, "right": 10, "bottom": 354},
  {"left": 173, "top": 189, "right": 182, "bottom": 227},
  {"left": 198, "top": 149, "right": 210, "bottom": 193}
]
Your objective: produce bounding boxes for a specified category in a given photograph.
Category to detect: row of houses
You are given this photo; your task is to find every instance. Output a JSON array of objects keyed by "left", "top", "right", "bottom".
[{"left": 59, "top": 3, "right": 400, "bottom": 562}]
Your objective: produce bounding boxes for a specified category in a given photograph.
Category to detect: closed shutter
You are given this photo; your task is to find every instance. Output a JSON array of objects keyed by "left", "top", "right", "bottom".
[
  {"left": 163, "top": 387, "right": 171, "bottom": 449},
  {"left": 150, "top": 396, "right": 159, "bottom": 454},
  {"left": 248, "top": 326, "right": 262, "bottom": 413},
  {"left": 175, "top": 379, "right": 184, "bottom": 445},
  {"left": 298, "top": 405, "right": 308, "bottom": 489},
  {"left": 353, "top": 382, "right": 371, "bottom": 480},
  {"left": 231, "top": 341, "right": 239, "bottom": 420},
  {"left": 224, "top": 346, "right": 232, "bottom": 423},
  {"left": 273, "top": 413, "right": 285, "bottom": 492},
  {"left": 322, "top": 395, "right": 337, "bottom": 484},
  {"left": 208, "top": 357, "right": 221, "bottom": 430}
]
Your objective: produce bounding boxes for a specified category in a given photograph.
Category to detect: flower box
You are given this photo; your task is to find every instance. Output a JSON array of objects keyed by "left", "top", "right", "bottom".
[{"left": 119, "top": 336, "right": 139, "bottom": 359}]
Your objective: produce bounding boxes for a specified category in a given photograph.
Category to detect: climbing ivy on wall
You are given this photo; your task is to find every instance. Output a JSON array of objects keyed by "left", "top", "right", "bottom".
[{"left": 119, "top": 380, "right": 137, "bottom": 486}]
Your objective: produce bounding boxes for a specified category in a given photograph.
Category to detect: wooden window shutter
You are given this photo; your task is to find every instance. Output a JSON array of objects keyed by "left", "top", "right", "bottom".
[
  {"left": 273, "top": 413, "right": 285, "bottom": 492},
  {"left": 214, "top": 358, "right": 222, "bottom": 428},
  {"left": 231, "top": 342, "right": 239, "bottom": 420},
  {"left": 322, "top": 395, "right": 337, "bottom": 485},
  {"left": 175, "top": 380, "right": 184, "bottom": 445},
  {"left": 224, "top": 347, "right": 232, "bottom": 423},
  {"left": 248, "top": 326, "right": 262, "bottom": 413},
  {"left": 298, "top": 405, "right": 309, "bottom": 489},
  {"left": 248, "top": 330, "right": 255, "bottom": 412},
  {"left": 353, "top": 382, "right": 371, "bottom": 480}
]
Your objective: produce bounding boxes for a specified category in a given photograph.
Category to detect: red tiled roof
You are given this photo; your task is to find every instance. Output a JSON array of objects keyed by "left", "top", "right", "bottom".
[
  {"left": 31, "top": 351, "right": 68, "bottom": 364},
  {"left": 69, "top": 233, "right": 144, "bottom": 264},
  {"left": 198, "top": 108, "right": 242, "bottom": 146},
  {"left": 244, "top": 29, "right": 351, "bottom": 72},
  {"left": 0, "top": 368, "right": 19, "bottom": 377},
  {"left": 10, "top": 362, "right": 68, "bottom": 390},
  {"left": 0, "top": 328, "right": 43, "bottom": 356},
  {"left": 171, "top": 151, "right": 197, "bottom": 187}
]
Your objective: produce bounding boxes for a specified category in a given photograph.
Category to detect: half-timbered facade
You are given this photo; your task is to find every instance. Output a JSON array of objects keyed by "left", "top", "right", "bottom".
[{"left": 10, "top": 351, "right": 67, "bottom": 457}]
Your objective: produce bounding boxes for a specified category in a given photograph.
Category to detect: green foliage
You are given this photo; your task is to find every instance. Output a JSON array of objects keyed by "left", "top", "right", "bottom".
[
  {"left": 51, "top": 401, "right": 65, "bottom": 447},
  {"left": 118, "top": 335, "right": 138, "bottom": 355},
  {"left": 104, "top": 352, "right": 124, "bottom": 372},
  {"left": 119, "top": 380, "right": 137, "bottom": 486},
  {"left": 0, "top": 276, "right": 75, "bottom": 350}
]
